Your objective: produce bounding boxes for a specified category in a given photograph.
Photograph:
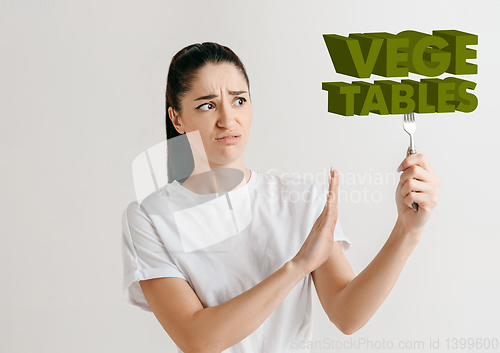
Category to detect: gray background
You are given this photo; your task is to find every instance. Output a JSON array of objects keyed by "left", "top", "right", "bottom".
[{"left": 1, "top": 0, "right": 498, "bottom": 352}]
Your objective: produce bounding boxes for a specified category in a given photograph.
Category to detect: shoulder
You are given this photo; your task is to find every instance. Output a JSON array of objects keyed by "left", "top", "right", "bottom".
[
  {"left": 123, "top": 181, "right": 184, "bottom": 221},
  {"left": 122, "top": 186, "right": 166, "bottom": 225},
  {"left": 121, "top": 199, "right": 151, "bottom": 230}
]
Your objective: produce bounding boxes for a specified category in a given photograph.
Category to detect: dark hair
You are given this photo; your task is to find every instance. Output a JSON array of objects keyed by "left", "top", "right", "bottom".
[{"left": 165, "top": 42, "right": 251, "bottom": 184}]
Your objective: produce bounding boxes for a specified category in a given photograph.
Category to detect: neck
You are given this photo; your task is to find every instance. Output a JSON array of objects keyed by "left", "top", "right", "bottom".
[{"left": 181, "top": 158, "right": 251, "bottom": 194}]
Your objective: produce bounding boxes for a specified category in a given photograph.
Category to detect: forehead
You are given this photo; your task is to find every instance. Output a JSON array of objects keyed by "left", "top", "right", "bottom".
[{"left": 188, "top": 62, "right": 247, "bottom": 95}]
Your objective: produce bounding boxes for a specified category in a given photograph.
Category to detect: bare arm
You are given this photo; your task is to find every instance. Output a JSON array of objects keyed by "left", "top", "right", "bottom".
[
  {"left": 140, "top": 260, "right": 308, "bottom": 353},
  {"left": 313, "top": 222, "right": 420, "bottom": 334},
  {"left": 313, "top": 154, "right": 440, "bottom": 335}
]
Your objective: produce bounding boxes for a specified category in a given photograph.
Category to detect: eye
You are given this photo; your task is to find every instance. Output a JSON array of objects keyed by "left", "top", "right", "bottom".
[
  {"left": 196, "top": 102, "right": 213, "bottom": 111},
  {"left": 234, "top": 97, "right": 246, "bottom": 106}
]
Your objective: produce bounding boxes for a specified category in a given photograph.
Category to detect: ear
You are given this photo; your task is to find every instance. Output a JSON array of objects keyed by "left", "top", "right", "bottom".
[{"left": 168, "top": 106, "right": 185, "bottom": 134}]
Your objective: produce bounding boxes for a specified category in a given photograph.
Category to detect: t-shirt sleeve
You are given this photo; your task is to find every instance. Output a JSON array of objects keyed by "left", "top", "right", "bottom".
[
  {"left": 312, "top": 182, "right": 352, "bottom": 254},
  {"left": 121, "top": 201, "right": 188, "bottom": 312}
]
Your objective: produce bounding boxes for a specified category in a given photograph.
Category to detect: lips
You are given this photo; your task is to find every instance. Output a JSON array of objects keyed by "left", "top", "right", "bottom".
[
  {"left": 215, "top": 134, "right": 241, "bottom": 145},
  {"left": 216, "top": 135, "right": 239, "bottom": 140},
  {"left": 215, "top": 134, "right": 241, "bottom": 140}
]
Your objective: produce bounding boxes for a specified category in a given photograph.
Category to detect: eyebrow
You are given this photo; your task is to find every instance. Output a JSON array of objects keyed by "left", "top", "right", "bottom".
[{"left": 194, "top": 90, "right": 248, "bottom": 101}]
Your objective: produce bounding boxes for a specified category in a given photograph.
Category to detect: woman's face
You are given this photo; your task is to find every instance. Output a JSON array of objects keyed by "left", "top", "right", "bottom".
[{"left": 169, "top": 62, "right": 252, "bottom": 168}]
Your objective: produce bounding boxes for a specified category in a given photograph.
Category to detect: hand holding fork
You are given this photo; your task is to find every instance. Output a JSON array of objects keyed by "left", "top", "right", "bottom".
[
  {"left": 395, "top": 112, "right": 442, "bottom": 237},
  {"left": 403, "top": 112, "right": 419, "bottom": 211}
]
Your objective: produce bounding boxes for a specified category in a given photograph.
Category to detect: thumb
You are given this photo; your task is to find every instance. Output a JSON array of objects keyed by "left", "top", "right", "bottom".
[{"left": 326, "top": 169, "right": 339, "bottom": 220}]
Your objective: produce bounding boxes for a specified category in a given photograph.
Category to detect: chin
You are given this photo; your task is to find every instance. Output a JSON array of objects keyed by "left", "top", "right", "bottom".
[
  {"left": 208, "top": 151, "right": 243, "bottom": 165},
  {"left": 208, "top": 138, "right": 247, "bottom": 161}
]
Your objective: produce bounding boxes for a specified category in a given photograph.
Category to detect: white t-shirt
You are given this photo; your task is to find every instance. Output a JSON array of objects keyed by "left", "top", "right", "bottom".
[{"left": 122, "top": 169, "right": 352, "bottom": 353}]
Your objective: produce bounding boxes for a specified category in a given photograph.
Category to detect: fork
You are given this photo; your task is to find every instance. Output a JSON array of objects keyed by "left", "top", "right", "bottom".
[{"left": 403, "top": 112, "right": 419, "bottom": 212}]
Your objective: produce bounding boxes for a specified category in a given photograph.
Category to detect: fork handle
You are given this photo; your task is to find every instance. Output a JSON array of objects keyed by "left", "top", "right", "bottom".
[
  {"left": 409, "top": 134, "right": 417, "bottom": 155},
  {"left": 408, "top": 148, "right": 419, "bottom": 212}
]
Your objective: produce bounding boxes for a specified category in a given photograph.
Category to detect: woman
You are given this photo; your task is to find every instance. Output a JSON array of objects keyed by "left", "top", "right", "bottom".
[{"left": 121, "top": 42, "right": 441, "bottom": 353}]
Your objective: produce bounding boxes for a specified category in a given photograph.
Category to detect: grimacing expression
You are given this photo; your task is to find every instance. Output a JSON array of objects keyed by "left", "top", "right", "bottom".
[{"left": 169, "top": 62, "right": 252, "bottom": 167}]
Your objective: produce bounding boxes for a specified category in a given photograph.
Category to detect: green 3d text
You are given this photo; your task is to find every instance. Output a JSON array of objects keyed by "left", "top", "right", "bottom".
[{"left": 322, "top": 30, "right": 478, "bottom": 116}]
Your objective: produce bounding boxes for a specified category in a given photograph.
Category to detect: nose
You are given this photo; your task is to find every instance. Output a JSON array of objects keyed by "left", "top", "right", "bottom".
[{"left": 216, "top": 99, "right": 237, "bottom": 130}]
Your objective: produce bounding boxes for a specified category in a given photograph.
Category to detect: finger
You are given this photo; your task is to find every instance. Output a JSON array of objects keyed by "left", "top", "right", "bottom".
[
  {"left": 400, "top": 177, "right": 438, "bottom": 198},
  {"left": 326, "top": 169, "right": 339, "bottom": 223},
  {"left": 399, "top": 165, "right": 441, "bottom": 188},
  {"left": 404, "top": 191, "right": 438, "bottom": 210},
  {"left": 327, "top": 169, "right": 339, "bottom": 205},
  {"left": 397, "top": 153, "right": 437, "bottom": 176}
]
